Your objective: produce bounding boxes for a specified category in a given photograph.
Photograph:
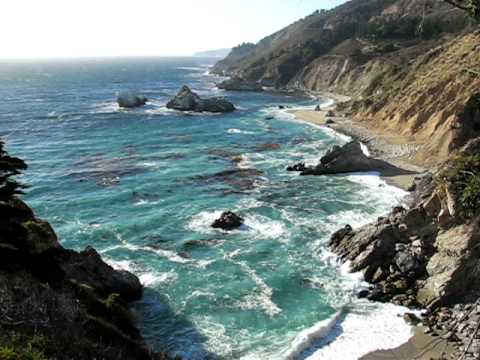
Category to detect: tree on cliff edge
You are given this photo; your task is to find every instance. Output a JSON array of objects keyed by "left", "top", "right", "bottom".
[
  {"left": 0, "top": 140, "right": 27, "bottom": 201},
  {"left": 443, "top": 0, "right": 480, "bottom": 20}
]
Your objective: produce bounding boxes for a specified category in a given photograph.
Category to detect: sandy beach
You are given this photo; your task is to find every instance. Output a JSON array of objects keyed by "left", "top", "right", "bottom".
[
  {"left": 290, "top": 106, "right": 426, "bottom": 190},
  {"left": 361, "top": 327, "right": 453, "bottom": 360}
]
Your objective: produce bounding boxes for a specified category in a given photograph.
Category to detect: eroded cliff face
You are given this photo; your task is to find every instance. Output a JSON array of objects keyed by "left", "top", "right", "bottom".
[
  {"left": 215, "top": 0, "right": 478, "bottom": 166},
  {"left": 331, "top": 31, "right": 480, "bottom": 166}
]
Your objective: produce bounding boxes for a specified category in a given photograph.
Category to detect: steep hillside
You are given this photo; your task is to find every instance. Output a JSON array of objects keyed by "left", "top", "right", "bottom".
[
  {"left": 214, "top": 0, "right": 479, "bottom": 165},
  {"left": 214, "top": 0, "right": 469, "bottom": 86},
  {"left": 339, "top": 31, "right": 480, "bottom": 166}
]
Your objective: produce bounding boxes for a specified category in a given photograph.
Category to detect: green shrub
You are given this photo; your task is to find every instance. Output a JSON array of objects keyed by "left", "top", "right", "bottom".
[
  {"left": 0, "top": 140, "right": 28, "bottom": 201},
  {"left": 0, "top": 335, "right": 52, "bottom": 360},
  {"left": 440, "top": 154, "right": 480, "bottom": 218},
  {"left": 104, "top": 293, "right": 121, "bottom": 309}
]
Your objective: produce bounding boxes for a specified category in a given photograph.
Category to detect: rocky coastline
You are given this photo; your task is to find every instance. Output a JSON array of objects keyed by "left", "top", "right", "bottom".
[{"left": 326, "top": 138, "right": 480, "bottom": 359}]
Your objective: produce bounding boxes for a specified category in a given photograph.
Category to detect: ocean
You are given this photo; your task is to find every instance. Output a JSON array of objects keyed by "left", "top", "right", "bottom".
[{"left": 0, "top": 57, "right": 413, "bottom": 359}]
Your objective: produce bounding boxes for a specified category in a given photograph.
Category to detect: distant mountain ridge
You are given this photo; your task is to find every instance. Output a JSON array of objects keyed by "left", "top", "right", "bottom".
[{"left": 194, "top": 48, "right": 231, "bottom": 58}]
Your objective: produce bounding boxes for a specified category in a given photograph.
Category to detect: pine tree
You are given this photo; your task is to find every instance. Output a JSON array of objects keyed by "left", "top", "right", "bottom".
[{"left": 0, "top": 140, "right": 27, "bottom": 201}]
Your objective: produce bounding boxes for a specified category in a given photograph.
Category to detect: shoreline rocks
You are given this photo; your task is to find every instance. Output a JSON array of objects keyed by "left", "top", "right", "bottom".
[
  {"left": 216, "top": 77, "right": 263, "bottom": 92},
  {"left": 167, "top": 85, "right": 235, "bottom": 113},
  {"left": 116, "top": 91, "right": 148, "bottom": 108},
  {"left": 288, "top": 141, "right": 413, "bottom": 177},
  {"left": 328, "top": 139, "right": 480, "bottom": 359}
]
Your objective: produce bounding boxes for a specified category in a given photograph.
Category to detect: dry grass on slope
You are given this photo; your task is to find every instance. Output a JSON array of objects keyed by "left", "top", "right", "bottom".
[{"left": 355, "top": 30, "right": 480, "bottom": 166}]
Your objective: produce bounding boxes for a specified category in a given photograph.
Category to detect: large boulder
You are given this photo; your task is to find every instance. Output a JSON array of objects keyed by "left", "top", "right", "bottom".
[
  {"left": 216, "top": 77, "right": 263, "bottom": 92},
  {"left": 296, "top": 141, "right": 413, "bottom": 176},
  {"left": 116, "top": 91, "right": 147, "bottom": 108},
  {"left": 417, "top": 219, "right": 480, "bottom": 307},
  {"left": 167, "top": 85, "right": 235, "bottom": 113}
]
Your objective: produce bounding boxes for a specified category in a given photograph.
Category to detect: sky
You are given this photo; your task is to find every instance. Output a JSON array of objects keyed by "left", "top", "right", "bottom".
[{"left": 0, "top": 0, "right": 347, "bottom": 59}]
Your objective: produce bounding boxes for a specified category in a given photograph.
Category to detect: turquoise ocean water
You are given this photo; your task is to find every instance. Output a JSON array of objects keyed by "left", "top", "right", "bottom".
[{"left": 0, "top": 57, "right": 413, "bottom": 359}]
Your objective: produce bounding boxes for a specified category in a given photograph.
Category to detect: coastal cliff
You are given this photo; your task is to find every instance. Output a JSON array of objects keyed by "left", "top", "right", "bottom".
[
  {"left": 0, "top": 144, "right": 168, "bottom": 359},
  {"left": 214, "top": 0, "right": 479, "bottom": 166}
]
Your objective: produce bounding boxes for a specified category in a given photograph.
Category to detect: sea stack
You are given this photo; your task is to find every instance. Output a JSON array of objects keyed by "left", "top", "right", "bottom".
[{"left": 167, "top": 85, "right": 235, "bottom": 113}]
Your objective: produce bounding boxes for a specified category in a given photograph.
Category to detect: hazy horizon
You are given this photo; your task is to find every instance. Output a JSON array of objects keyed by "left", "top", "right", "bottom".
[{"left": 2, "top": 0, "right": 347, "bottom": 60}]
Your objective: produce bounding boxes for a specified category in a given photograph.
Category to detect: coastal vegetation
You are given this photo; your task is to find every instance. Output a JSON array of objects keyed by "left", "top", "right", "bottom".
[
  {"left": 440, "top": 153, "right": 480, "bottom": 219},
  {"left": 0, "top": 140, "right": 27, "bottom": 201}
]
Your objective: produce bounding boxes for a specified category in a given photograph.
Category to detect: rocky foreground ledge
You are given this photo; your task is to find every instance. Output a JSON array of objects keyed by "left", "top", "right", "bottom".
[
  {"left": 0, "top": 197, "right": 170, "bottom": 359},
  {"left": 329, "top": 138, "right": 480, "bottom": 359}
]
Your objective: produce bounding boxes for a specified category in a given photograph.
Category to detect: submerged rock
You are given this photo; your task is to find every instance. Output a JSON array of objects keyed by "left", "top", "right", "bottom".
[
  {"left": 167, "top": 85, "right": 235, "bottom": 113},
  {"left": 211, "top": 211, "right": 244, "bottom": 230},
  {"left": 295, "top": 141, "right": 412, "bottom": 176},
  {"left": 286, "top": 162, "right": 307, "bottom": 172},
  {"left": 116, "top": 91, "right": 148, "bottom": 108},
  {"left": 217, "top": 77, "right": 263, "bottom": 92}
]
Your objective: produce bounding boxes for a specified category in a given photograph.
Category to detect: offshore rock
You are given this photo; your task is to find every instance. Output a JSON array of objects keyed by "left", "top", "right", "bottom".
[
  {"left": 167, "top": 85, "right": 235, "bottom": 113},
  {"left": 211, "top": 211, "right": 244, "bottom": 230},
  {"left": 116, "top": 91, "right": 148, "bottom": 108}
]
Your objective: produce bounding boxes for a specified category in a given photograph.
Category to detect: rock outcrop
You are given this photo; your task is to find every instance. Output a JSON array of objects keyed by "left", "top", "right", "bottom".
[
  {"left": 328, "top": 138, "right": 480, "bottom": 356},
  {"left": 167, "top": 85, "right": 235, "bottom": 113},
  {"left": 217, "top": 77, "right": 263, "bottom": 92},
  {"left": 0, "top": 198, "right": 168, "bottom": 359},
  {"left": 288, "top": 141, "right": 412, "bottom": 176},
  {"left": 211, "top": 211, "right": 244, "bottom": 230},
  {"left": 117, "top": 91, "right": 148, "bottom": 108}
]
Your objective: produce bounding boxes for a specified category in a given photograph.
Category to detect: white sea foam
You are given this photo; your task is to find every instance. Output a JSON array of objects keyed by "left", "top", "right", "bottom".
[
  {"left": 233, "top": 259, "right": 282, "bottom": 317},
  {"left": 101, "top": 233, "right": 210, "bottom": 268},
  {"left": 359, "top": 142, "right": 371, "bottom": 156},
  {"left": 140, "top": 270, "right": 178, "bottom": 287},
  {"left": 346, "top": 172, "right": 408, "bottom": 209},
  {"left": 283, "top": 310, "right": 345, "bottom": 360},
  {"left": 92, "top": 102, "right": 119, "bottom": 113},
  {"left": 227, "top": 128, "right": 255, "bottom": 135},
  {"left": 303, "top": 302, "right": 414, "bottom": 360},
  {"left": 319, "top": 98, "right": 335, "bottom": 109},
  {"left": 193, "top": 317, "right": 233, "bottom": 358},
  {"left": 186, "top": 210, "right": 224, "bottom": 234},
  {"left": 243, "top": 214, "right": 289, "bottom": 241}
]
